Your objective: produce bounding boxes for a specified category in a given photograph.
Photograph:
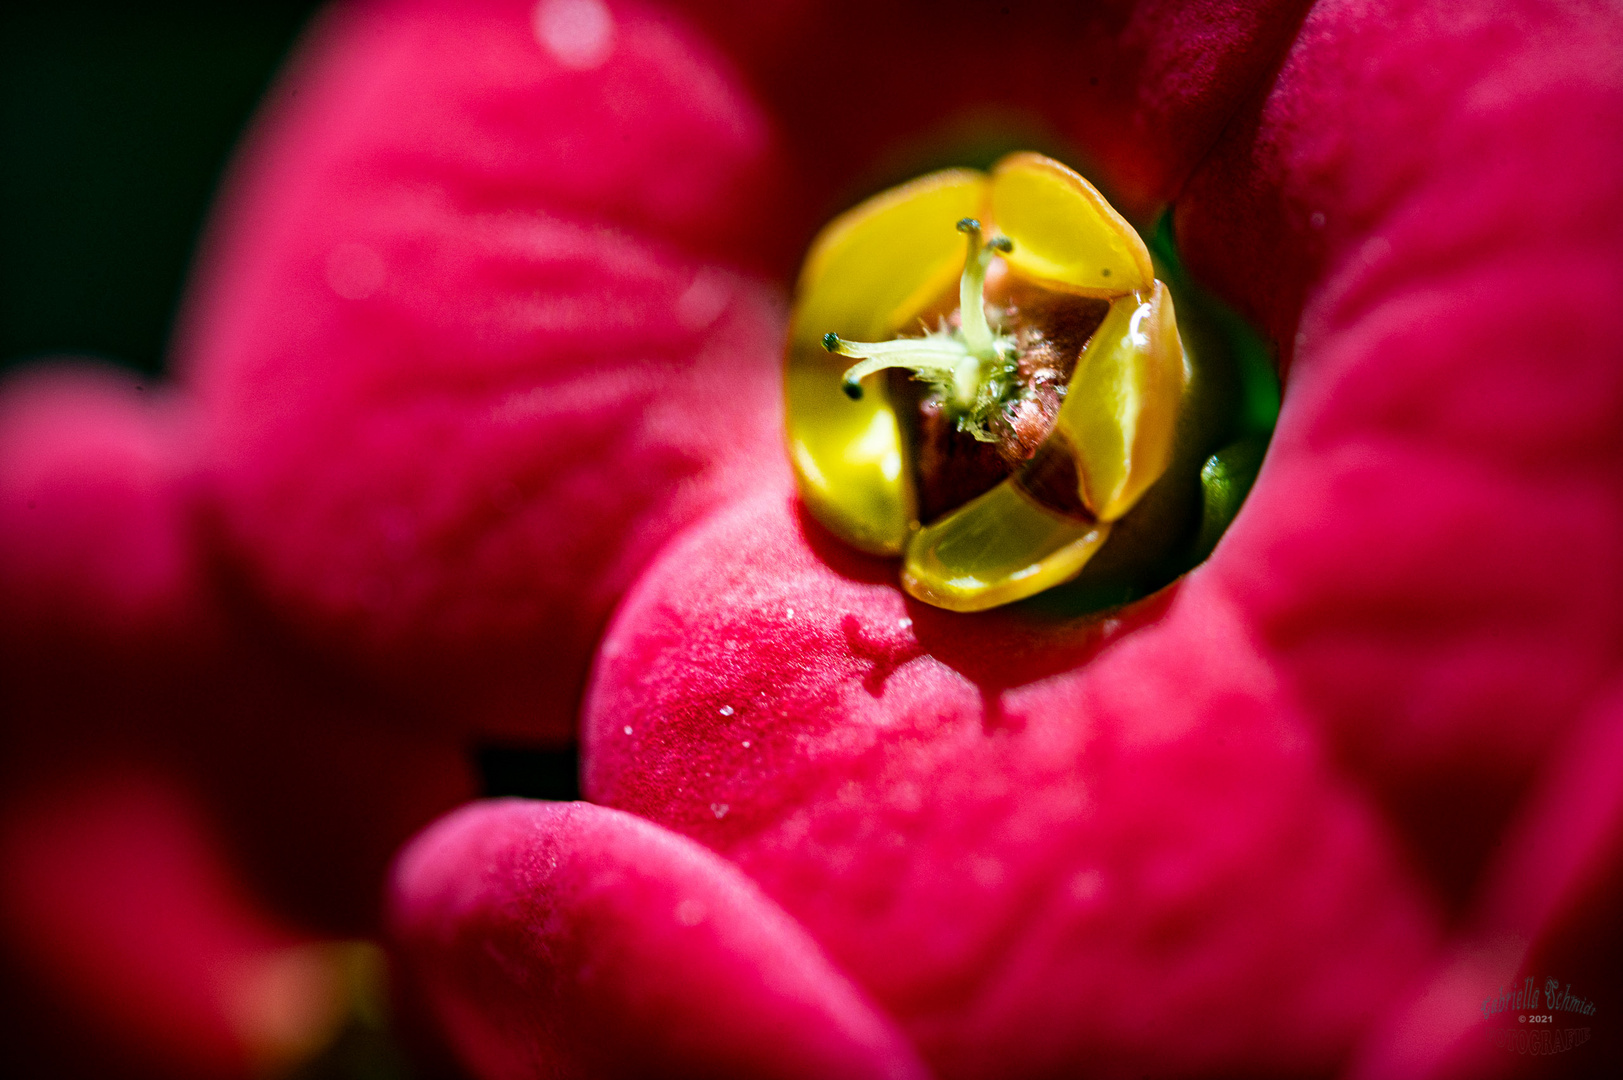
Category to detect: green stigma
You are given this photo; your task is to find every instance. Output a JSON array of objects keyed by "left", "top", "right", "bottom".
[{"left": 824, "top": 219, "right": 1018, "bottom": 439}]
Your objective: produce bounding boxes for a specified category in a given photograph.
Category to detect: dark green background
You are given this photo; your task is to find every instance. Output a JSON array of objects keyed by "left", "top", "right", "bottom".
[{"left": 1, "top": 2, "right": 324, "bottom": 378}]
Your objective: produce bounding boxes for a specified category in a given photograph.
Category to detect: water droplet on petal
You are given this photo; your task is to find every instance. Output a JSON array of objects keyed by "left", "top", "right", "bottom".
[
  {"left": 710, "top": 802, "right": 729, "bottom": 819},
  {"left": 623, "top": 725, "right": 633, "bottom": 736},
  {"left": 719, "top": 705, "right": 734, "bottom": 716}
]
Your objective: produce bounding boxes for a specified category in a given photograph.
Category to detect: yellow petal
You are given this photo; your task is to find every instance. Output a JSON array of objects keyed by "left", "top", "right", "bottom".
[
  {"left": 902, "top": 482, "right": 1111, "bottom": 612},
  {"left": 794, "top": 169, "right": 988, "bottom": 342},
  {"left": 987, "top": 152, "right": 1153, "bottom": 297},
  {"left": 785, "top": 377, "right": 908, "bottom": 555},
  {"left": 1055, "top": 281, "right": 1187, "bottom": 521},
  {"left": 786, "top": 169, "right": 986, "bottom": 554}
]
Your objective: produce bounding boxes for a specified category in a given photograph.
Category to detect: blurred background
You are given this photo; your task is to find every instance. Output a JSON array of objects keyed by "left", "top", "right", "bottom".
[{"left": 1, "top": 1, "right": 324, "bottom": 380}]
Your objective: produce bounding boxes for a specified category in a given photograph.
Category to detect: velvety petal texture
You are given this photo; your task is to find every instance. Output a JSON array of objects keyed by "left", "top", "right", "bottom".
[
  {"left": 7, "top": 0, "right": 1623, "bottom": 1075},
  {"left": 397, "top": 0, "right": 1623, "bottom": 1074},
  {"left": 684, "top": 0, "right": 1315, "bottom": 224},
  {"left": 182, "top": 0, "right": 794, "bottom": 742},
  {"left": 1177, "top": 0, "right": 1623, "bottom": 899},
  {"left": 571, "top": 491, "right": 1437, "bottom": 1078},
  {"left": 390, "top": 799, "right": 930, "bottom": 1080}
]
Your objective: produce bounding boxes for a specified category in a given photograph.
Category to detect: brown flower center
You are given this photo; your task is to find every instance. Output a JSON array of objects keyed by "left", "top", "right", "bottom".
[{"left": 896, "top": 271, "right": 1109, "bottom": 522}]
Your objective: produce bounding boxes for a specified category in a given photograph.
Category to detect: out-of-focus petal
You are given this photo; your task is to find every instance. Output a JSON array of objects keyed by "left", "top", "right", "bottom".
[
  {"left": 0, "top": 365, "right": 201, "bottom": 654},
  {"left": 0, "top": 771, "right": 346, "bottom": 1079},
  {"left": 1345, "top": 680, "right": 1623, "bottom": 1079},
  {"left": 686, "top": 0, "right": 1314, "bottom": 224},
  {"left": 1176, "top": 0, "right": 1623, "bottom": 902},
  {"left": 181, "top": 0, "right": 793, "bottom": 743},
  {"left": 0, "top": 366, "right": 474, "bottom": 936},
  {"left": 0, "top": 367, "right": 473, "bottom": 1078},
  {"left": 389, "top": 798, "right": 930, "bottom": 1080}
]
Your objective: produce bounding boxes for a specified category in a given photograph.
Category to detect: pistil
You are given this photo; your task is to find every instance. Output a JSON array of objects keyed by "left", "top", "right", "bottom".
[{"left": 956, "top": 218, "right": 1008, "bottom": 361}]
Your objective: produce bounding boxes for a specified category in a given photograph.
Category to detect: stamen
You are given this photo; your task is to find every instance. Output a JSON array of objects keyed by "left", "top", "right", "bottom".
[
  {"left": 825, "top": 333, "right": 968, "bottom": 400},
  {"left": 824, "top": 219, "right": 1015, "bottom": 414}
]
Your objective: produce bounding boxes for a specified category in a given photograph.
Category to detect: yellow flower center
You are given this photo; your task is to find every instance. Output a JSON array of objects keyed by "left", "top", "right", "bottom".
[
  {"left": 824, "top": 218, "right": 1018, "bottom": 440},
  {"left": 784, "top": 151, "right": 1268, "bottom": 613}
]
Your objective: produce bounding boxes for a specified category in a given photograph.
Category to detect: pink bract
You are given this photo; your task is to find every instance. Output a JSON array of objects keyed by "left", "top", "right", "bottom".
[
  {"left": 392, "top": 0, "right": 1623, "bottom": 1076},
  {"left": 572, "top": 491, "right": 1439, "bottom": 1077},
  {"left": 3, "top": 0, "right": 1621, "bottom": 1076},
  {"left": 180, "top": 0, "right": 794, "bottom": 743}
]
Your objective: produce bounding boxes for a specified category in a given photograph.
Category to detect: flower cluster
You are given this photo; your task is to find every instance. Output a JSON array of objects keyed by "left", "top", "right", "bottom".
[{"left": 3, "top": 0, "right": 1621, "bottom": 1078}]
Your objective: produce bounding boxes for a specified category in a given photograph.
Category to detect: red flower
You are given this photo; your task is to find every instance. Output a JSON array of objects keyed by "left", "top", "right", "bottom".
[{"left": 4, "top": 0, "right": 1621, "bottom": 1077}]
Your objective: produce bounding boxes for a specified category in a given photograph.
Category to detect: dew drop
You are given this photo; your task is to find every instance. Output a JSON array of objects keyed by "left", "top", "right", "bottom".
[
  {"left": 897, "top": 617, "right": 912, "bottom": 630},
  {"left": 741, "top": 740, "right": 751, "bottom": 749},
  {"left": 710, "top": 802, "right": 730, "bottom": 819},
  {"left": 719, "top": 705, "right": 734, "bottom": 716},
  {"left": 623, "top": 725, "right": 633, "bottom": 736}
]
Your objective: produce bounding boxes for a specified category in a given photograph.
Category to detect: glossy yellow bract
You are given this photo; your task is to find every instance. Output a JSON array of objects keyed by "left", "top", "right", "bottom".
[
  {"left": 786, "top": 152, "right": 1186, "bottom": 609},
  {"left": 1061, "top": 281, "right": 1185, "bottom": 521}
]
